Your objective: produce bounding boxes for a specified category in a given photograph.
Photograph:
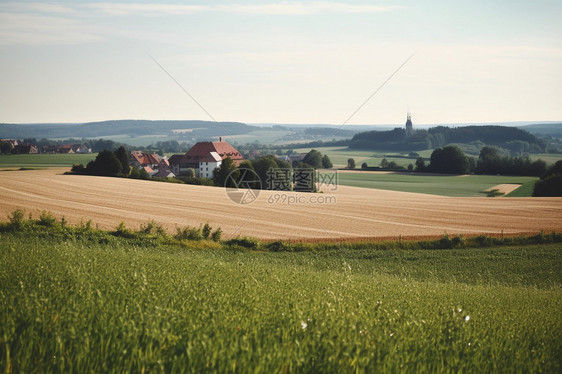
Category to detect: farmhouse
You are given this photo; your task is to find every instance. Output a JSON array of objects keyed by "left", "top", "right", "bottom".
[
  {"left": 130, "top": 151, "right": 160, "bottom": 170},
  {"left": 151, "top": 159, "right": 176, "bottom": 178},
  {"left": 169, "top": 138, "right": 243, "bottom": 177},
  {"left": 13, "top": 144, "right": 39, "bottom": 154}
]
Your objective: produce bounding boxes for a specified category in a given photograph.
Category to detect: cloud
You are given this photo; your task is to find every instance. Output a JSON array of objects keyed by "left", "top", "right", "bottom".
[
  {"left": 0, "top": 2, "right": 75, "bottom": 14},
  {"left": 0, "top": 12, "right": 101, "bottom": 46},
  {"left": 85, "top": 2, "right": 403, "bottom": 16}
]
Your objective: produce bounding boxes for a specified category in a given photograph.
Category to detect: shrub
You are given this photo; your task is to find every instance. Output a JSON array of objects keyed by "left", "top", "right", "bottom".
[
  {"left": 113, "top": 222, "right": 135, "bottom": 238},
  {"left": 226, "top": 237, "right": 258, "bottom": 250},
  {"left": 266, "top": 241, "right": 291, "bottom": 252},
  {"left": 38, "top": 211, "right": 57, "bottom": 227},
  {"left": 175, "top": 227, "right": 203, "bottom": 241},
  {"left": 71, "top": 163, "right": 86, "bottom": 174},
  {"left": 474, "top": 235, "right": 490, "bottom": 247},
  {"left": 202, "top": 223, "right": 212, "bottom": 240},
  {"left": 211, "top": 227, "right": 222, "bottom": 242},
  {"left": 8, "top": 209, "right": 25, "bottom": 230},
  {"left": 140, "top": 220, "right": 167, "bottom": 236},
  {"left": 437, "top": 235, "right": 454, "bottom": 249}
]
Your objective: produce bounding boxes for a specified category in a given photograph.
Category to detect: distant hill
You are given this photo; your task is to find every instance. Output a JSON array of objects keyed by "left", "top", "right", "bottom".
[
  {"left": 350, "top": 125, "right": 547, "bottom": 154},
  {"left": 517, "top": 123, "right": 562, "bottom": 137},
  {"left": 0, "top": 120, "right": 257, "bottom": 140}
]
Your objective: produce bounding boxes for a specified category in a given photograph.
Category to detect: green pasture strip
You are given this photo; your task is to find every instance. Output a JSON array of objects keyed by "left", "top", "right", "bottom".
[
  {"left": 335, "top": 172, "right": 537, "bottom": 197},
  {"left": 529, "top": 153, "right": 562, "bottom": 164},
  {"left": 1, "top": 225, "right": 561, "bottom": 373},
  {"left": 289, "top": 146, "right": 426, "bottom": 168},
  {"left": 0, "top": 154, "right": 95, "bottom": 168}
]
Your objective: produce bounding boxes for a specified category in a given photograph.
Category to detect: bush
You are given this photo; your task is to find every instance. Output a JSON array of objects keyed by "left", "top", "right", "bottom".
[
  {"left": 225, "top": 237, "right": 259, "bottom": 250},
  {"left": 38, "top": 211, "right": 57, "bottom": 227},
  {"left": 175, "top": 226, "right": 203, "bottom": 241},
  {"left": 202, "top": 223, "right": 212, "bottom": 240},
  {"left": 266, "top": 241, "right": 291, "bottom": 252},
  {"left": 533, "top": 174, "right": 562, "bottom": 197},
  {"left": 8, "top": 209, "right": 25, "bottom": 230},
  {"left": 113, "top": 222, "right": 135, "bottom": 238},
  {"left": 140, "top": 220, "right": 167, "bottom": 236},
  {"left": 211, "top": 228, "right": 222, "bottom": 242}
]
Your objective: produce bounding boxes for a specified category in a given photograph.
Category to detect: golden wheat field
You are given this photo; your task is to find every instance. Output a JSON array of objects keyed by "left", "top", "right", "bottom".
[{"left": 1, "top": 168, "right": 561, "bottom": 239}]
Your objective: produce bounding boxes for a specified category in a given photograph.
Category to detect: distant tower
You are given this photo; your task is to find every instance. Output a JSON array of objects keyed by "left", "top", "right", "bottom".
[{"left": 405, "top": 113, "right": 413, "bottom": 137}]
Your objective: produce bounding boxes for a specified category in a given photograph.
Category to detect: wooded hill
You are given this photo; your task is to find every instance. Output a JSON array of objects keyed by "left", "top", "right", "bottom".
[
  {"left": 350, "top": 125, "right": 547, "bottom": 153},
  {"left": 0, "top": 120, "right": 256, "bottom": 139}
]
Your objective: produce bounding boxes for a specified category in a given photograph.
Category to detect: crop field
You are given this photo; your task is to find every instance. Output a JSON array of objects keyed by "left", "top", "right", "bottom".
[
  {"left": 290, "top": 146, "right": 426, "bottom": 168},
  {"left": 334, "top": 171, "right": 537, "bottom": 197},
  {"left": 1, "top": 169, "right": 561, "bottom": 240},
  {"left": 0, "top": 154, "right": 95, "bottom": 169},
  {"left": 1, "top": 224, "right": 561, "bottom": 372}
]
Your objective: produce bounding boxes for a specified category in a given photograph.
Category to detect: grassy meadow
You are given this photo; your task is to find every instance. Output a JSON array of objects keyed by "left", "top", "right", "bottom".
[
  {"left": 332, "top": 172, "right": 537, "bottom": 197},
  {"left": 1, "top": 215, "right": 561, "bottom": 372},
  {"left": 291, "top": 146, "right": 428, "bottom": 168},
  {"left": 0, "top": 154, "right": 95, "bottom": 169}
]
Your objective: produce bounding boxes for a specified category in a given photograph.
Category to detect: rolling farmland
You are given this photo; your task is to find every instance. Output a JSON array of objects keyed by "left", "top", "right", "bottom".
[{"left": 1, "top": 168, "right": 561, "bottom": 239}]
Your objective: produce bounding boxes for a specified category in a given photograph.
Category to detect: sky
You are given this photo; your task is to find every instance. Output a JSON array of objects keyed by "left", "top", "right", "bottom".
[{"left": 1, "top": 0, "right": 561, "bottom": 125}]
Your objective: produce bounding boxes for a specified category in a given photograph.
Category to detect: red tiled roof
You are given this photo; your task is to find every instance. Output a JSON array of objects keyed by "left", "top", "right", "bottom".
[
  {"left": 168, "top": 154, "right": 185, "bottom": 166},
  {"left": 199, "top": 151, "right": 222, "bottom": 162},
  {"left": 131, "top": 151, "right": 160, "bottom": 165},
  {"left": 183, "top": 141, "right": 243, "bottom": 163}
]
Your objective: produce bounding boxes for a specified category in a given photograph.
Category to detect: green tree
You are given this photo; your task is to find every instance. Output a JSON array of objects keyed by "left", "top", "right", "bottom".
[
  {"left": 533, "top": 175, "right": 562, "bottom": 197},
  {"left": 87, "top": 150, "right": 122, "bottom": 176},
  {"left": 361, "top": 162, "right": 368, "bottom": 169},
  {"left": 237, "top": 160, "right": 260, "bottom": 189},
  {"left": 213, "top": 157, "right": 239, "bottom": 188},
  {"left": 185, "top": 168, "right": 196, "bottom": 178},
  {"left": 114, "top": 146, "right": 130, "bottom": 175},
  {"left": 0, "top": 141, "right": 13, "bottom": 154},
  {"left": 347, "top": 158, "right": 356, "bottom": 169},
  {"left": 533, "top": 160, "right": 562, "bottom": 197},
  {"left": 303, "top": 149, "right": 323, "bottom": 169},
  {"left": 415, "top": 157, "right": 425, "bottom": 171},
  {"left": 428, "top": 146, "right": 469, "bottom": 174},
  {"left": 476, "top": 146, "right": 501, "bottom": 174},
  {"left": 322, "top": 154, "right": 333, "bottom": 169}
]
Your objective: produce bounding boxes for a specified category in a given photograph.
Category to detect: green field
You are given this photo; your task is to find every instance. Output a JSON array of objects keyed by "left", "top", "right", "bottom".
[
  {"left": 334, "top": 172, "right": 537, "bottom": 197},
  {"left": 1, "top": 218, "right": 561, "bottom": 372},
  {"left": 290, "top": 146, "right": 432, "bottom": 168},
  {"left": 0, "top": 154, "right": 96, "bottom": 168}
]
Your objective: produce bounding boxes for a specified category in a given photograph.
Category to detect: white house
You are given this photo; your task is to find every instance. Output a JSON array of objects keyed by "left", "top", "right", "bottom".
[{"left": 198, "top": 151, "right": 222, "bottom": 179}]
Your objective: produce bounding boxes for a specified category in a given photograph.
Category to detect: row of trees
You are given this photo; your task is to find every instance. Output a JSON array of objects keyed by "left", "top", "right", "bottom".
[
  {"left": 533, "top": 161, "right": 562, "bottom": 196},
  {"left": 410, "top": 145, "right": 548, "bottom": 176},
  {"left": 70, "top": 147, "right": 151, "bottom": 180},
  {"left": 213, "top": 150, "right": 333, "bottom": 191}
]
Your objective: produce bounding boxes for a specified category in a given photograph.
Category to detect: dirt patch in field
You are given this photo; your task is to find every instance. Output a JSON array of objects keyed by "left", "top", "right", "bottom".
[
  {"left": 1, "top": 169, "right": 561, "bottom": 240},
  {"left": 485, "top": 184, "right": 522, "bottom": 195}
]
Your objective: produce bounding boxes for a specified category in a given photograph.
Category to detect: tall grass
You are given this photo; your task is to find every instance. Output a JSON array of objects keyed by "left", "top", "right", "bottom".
[{"left": 0, "top": 211, "right": 561, "bottom": 372}]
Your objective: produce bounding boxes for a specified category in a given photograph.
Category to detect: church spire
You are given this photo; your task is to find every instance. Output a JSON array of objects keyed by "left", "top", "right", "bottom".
[{"left": 405, "top": 113, "right": 413, "bottom": 136}]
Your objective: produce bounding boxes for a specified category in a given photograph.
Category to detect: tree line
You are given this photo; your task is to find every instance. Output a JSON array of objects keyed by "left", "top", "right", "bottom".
[
  {"left": 350, "top": 125, "right": 547, "bottom": 153},
  {"left": 213, "top": 150, "right": 333, "bottom": 192}
]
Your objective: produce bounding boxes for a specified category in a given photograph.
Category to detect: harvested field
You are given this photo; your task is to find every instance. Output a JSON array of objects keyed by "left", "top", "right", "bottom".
[
  {"left": 485, "top": 184, "right": 522, "bottom": 195},
  {"left": 1, "top": 168, "right": 561, "bottom": 239}
]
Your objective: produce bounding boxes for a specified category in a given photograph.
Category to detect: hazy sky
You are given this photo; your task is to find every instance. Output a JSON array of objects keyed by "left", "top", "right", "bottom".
[{"left": 1, "top": 0, "right": 561, "bottom": 125}]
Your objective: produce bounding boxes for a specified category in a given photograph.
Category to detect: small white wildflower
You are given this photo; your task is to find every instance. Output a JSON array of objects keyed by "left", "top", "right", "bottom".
[
  {"left": 301, "top": 321, "right": 307, "bottom": 330},
  {"left": 465, "top": 315, "right": 470, "bottom": 322},
  {"left": 458, "top": 308, "right": 462, "bottom": 313}
]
